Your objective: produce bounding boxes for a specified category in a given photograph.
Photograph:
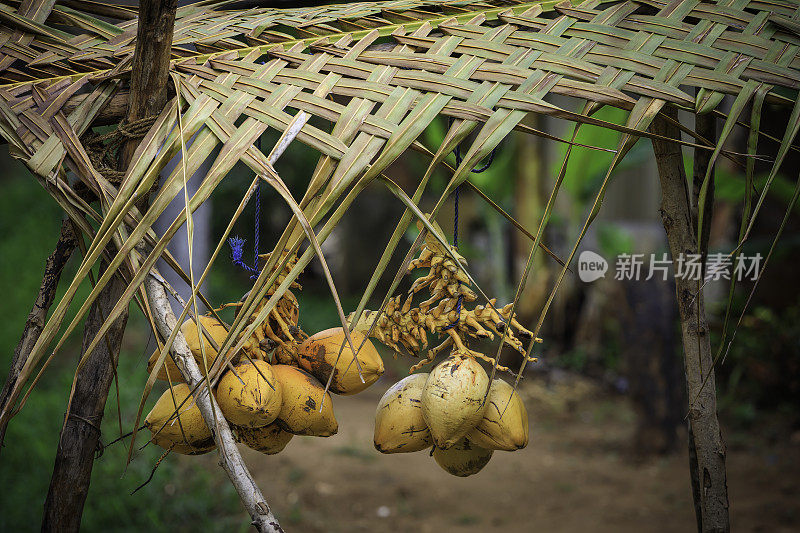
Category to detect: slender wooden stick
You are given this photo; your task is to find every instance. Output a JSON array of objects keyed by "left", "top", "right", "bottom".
[
  {"left": 144, "top": 275, "right": 283, "bottom": 533},
  {"left": 0, "top": 219, "right": 76, "bottom": 449}
]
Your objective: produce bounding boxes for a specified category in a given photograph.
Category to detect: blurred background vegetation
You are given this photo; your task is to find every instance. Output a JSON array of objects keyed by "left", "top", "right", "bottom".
[{"left": 1, "top": 100, "right": 798, "bottom": 530}]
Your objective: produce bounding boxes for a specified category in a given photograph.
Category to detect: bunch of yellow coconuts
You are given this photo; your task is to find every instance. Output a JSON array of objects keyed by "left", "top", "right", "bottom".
[
  {"left": 144, "top": 315, "right": 385, "bottom": 456},
  {"left": 374, "top": 355, "right": 528, "bottom": 477}
]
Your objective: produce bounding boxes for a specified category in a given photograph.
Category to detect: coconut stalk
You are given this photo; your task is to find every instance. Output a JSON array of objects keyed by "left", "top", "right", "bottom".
[
  {"left": 650, "top": 108, "right": 730, "bottom": 533},
  {"left": 42, "top": 1, "right": 177, "bottom": 530}
]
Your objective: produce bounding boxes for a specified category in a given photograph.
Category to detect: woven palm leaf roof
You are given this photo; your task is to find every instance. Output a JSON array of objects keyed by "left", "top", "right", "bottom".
[
  {"left": 0, "top": 1, "right": 541, "bottom": 84},
  {"left": 1, "top": 0, "right": 800, "bottom": 422},
  {"left": 2, "top": 0, "right": 799, "bottom": 168}
]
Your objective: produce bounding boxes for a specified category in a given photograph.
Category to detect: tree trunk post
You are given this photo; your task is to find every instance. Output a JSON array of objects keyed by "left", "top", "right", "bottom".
[
  {"left": 42, "top": 2, "right": 178, "bottom": 531},
  {"left": 650, "top": 108, "right": 730, "bottom": 533},
  {"left": 41, "top": 266, "right": 129, "bottom": 532}
]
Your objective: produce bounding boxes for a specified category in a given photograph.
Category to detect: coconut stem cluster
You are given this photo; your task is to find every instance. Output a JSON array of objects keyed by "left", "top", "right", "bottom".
[
  {"left": 350, "top": 221, "right": 539, "bottom": 373},
  {"left": 218, "top": 249, "right": 308, "bottom": 364}
]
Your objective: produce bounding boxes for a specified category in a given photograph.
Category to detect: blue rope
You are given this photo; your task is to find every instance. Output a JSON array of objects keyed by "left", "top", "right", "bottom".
[
  {"left": 442, "top": 123, "right": 505, "bottom": 331},
  {"left": 442, "top": 157, "right": 462, "bottom": 330},
  {"left": 229, "top": 236, "right": 257, "bottom": 276},
  {"left": 436, "top": 182, "right": 461, "bottom": 330},
  {"left": 229, "top": 136, "right": 262, "bottom": 279},
  {"left": 442, "top": 186, "right": 462, "bottom": 330},
  {"left": 453, "top": 142, "right": 496, "bottom": 174},
  {"left": 449, "top": 116, "right": 498, "bottom": 175},
  {"left": 441, "top": 123, "right": 499, "bottom": 332},
  {"left": 442, "top": 293, "right": 463, "bottom": 331}
]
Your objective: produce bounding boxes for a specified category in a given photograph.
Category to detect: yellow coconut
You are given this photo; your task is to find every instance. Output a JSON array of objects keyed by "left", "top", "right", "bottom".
[
  {"left": 421, "top": 356, "right": 489, "bottom": 449},
  {"left": 433, "top": 437, "right": 493, "bottom": 477},
  {"left": 216, "top": 360, "right": 283, "bottom": 428},
  {"left": 374, "top": 373, "right": 432, "bottom": 454},
  {"left": 272, "top": 364, "right": 338, "bottom": 436},
  {"left": 296, "top": 327, "right": 384, "bottom": 395},
  {"left": 145, "top": 383, "right": 215, "bottom": 455},
  {"left": 146, "top": 315, "right": 230, "bottom": 382},
  {"left": 181, "top": 315, "right": 230, "bottom": 360},
  {"left": 147, "top": 349, "right": 180, "bottom": 382},
  {"left": 235, "top": 422, "right": 293, "bottom": 455},
  {"left": 466, "top": 378, "right": 529, "bottom": 451}
]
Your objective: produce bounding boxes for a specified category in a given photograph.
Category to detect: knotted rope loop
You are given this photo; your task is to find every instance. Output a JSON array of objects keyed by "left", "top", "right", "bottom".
[{"left": 82, "top": 115, "right": 159, "bottom": 184}]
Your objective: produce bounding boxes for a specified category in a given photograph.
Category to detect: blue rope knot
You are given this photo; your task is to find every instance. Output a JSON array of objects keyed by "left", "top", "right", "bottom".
[
  {"left": 229, "top": 136, "right": 262, "bottom": 279},
  {"left": 228, "top": 236, "right": 259, "bottom": 278}
]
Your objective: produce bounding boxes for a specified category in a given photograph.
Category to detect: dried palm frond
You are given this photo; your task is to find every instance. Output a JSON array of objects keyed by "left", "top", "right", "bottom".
[{"left": 0, "top": 0, "right": 799, "bottom": 461}]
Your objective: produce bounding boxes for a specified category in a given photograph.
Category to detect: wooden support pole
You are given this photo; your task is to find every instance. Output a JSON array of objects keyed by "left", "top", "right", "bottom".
[
  {"left": 42, "top": 2, "right": 178, "bottom": 531},
  {"left": 651, "top": 108, "right": 730, "bottom": 533}
]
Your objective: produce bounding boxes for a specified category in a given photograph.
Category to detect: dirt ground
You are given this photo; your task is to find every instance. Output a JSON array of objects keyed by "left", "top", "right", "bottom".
[{"left": 234, "top": 376, "right": 799, "bottom": 532}]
